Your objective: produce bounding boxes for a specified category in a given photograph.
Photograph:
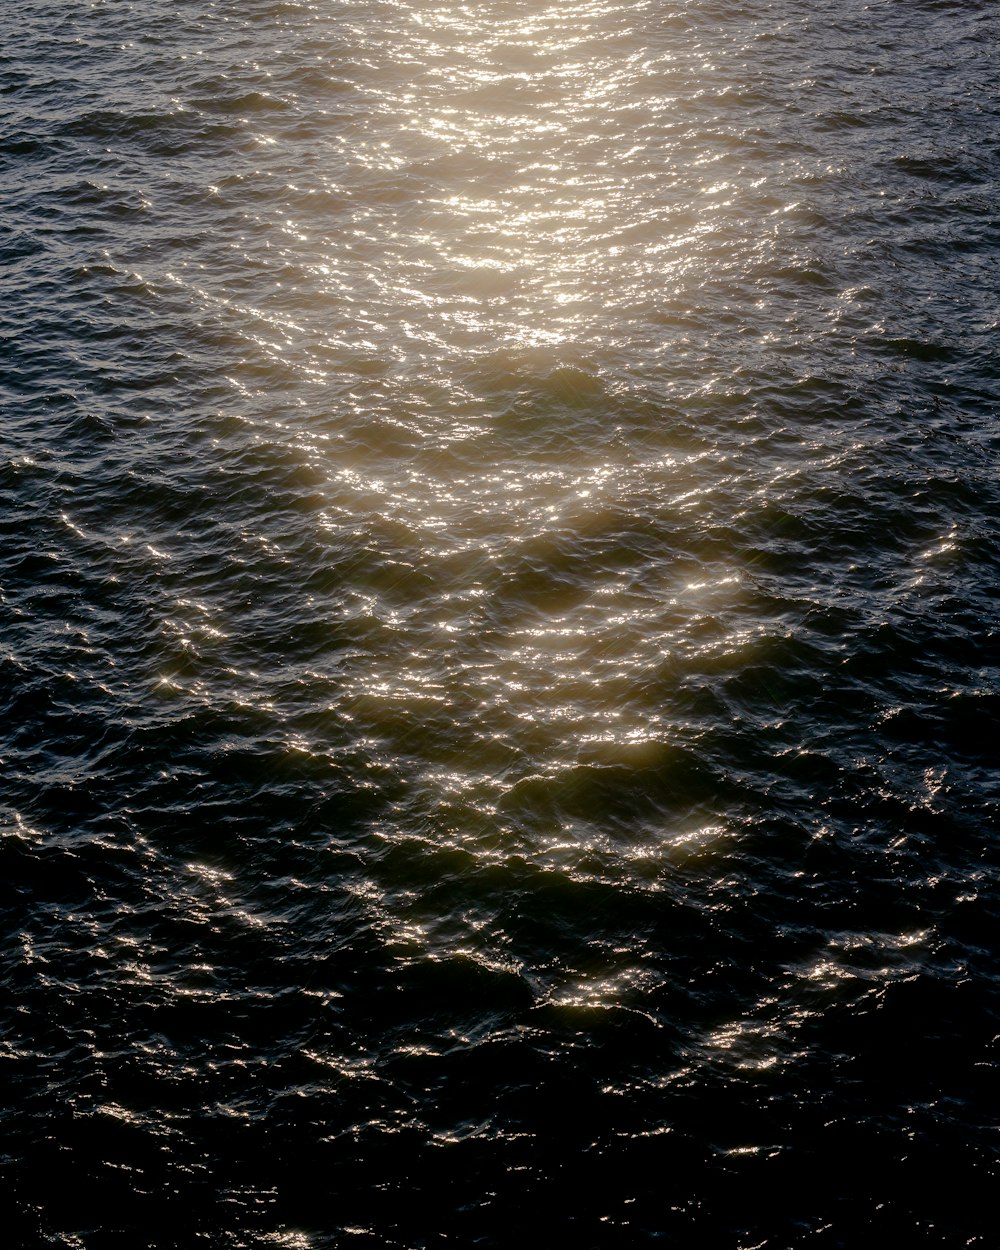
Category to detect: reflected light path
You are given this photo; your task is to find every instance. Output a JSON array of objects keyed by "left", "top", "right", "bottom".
[{"left": 4, "top": 0, "right": 996, "bottom": 1240}]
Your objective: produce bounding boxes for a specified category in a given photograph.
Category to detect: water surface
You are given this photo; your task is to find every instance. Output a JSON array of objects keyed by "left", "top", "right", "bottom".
[{"left": 2, "top": 1, "right": 998, "bottom": 1245}]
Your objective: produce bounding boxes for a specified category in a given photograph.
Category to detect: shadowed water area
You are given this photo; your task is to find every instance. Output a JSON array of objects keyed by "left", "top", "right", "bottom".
[{"left": 2, "top": 0, "right": 998, "bottom": 1245}]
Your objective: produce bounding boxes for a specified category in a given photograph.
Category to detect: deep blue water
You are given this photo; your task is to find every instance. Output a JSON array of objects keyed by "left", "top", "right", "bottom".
[{"left": 2, "top": 1, "right": 998, "bottom": 1246}]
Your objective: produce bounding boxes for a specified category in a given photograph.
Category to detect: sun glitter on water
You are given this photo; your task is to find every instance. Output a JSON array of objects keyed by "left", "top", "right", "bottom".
[{"left": 368, "top": 0, "right": 647, "bottom": 351}]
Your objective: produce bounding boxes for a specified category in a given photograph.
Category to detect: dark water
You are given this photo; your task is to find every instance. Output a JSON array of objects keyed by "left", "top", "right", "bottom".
[{"left": 2, "top": 0, "right": 998, "bottom": 1245}]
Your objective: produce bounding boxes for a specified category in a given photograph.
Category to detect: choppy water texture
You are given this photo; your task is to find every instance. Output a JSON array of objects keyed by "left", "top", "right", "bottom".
[{"left": 3, "top": 0, "right": 999, "bottom": 1245}]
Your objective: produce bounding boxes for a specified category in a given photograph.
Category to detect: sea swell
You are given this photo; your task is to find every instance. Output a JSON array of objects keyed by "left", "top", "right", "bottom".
[{"left": 2, "top": 0, "right": 998, "bottom": 1246}]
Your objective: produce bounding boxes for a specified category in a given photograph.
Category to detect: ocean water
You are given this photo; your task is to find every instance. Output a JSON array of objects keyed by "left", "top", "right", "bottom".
[{"left": 2, "top": 0, "right": 998, "bottom": 1245}]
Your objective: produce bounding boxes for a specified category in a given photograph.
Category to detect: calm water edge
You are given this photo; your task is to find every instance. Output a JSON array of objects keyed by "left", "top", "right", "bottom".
[{"left": 2, "top": 1, "right": 998, "bottom": 1246}]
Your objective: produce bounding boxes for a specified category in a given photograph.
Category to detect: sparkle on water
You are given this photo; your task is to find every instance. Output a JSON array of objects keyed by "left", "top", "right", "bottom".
[{"left": 2, "top": 0, "right": 998, "bottom": 1246}]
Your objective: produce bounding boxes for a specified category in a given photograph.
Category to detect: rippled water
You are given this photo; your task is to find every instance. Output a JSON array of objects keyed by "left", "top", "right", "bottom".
[{"left": 3, "top": 1, "right": 998, "bottom": 1245}]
